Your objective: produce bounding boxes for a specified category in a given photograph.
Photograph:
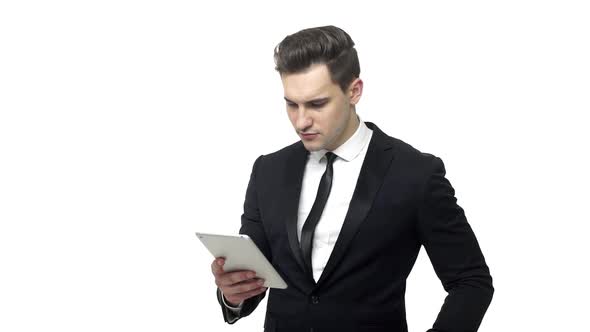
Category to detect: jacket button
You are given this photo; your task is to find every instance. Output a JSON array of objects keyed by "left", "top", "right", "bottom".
[{"left": 310, "top": 295, "right": 319, "bottom": 304}]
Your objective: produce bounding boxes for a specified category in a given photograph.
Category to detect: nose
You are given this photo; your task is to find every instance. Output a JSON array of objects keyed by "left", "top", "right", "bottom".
[{"left": 295, "top": 108, "right": 312, "bottom": 132}]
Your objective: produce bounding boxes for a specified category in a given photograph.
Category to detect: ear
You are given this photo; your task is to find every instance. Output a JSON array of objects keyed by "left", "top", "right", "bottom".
[{"left": 348, "top": 78, "right": 363, "bottom": 105}]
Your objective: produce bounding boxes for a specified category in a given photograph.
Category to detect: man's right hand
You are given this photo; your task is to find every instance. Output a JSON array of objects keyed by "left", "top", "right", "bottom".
[{"left": 211, "top": 257, "right": 267, "bottom": 307}]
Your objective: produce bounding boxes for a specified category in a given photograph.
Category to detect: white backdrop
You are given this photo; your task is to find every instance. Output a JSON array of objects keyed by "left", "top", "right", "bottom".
[{"left": 1, "top": 1, "right": 589, "bottom": 331}]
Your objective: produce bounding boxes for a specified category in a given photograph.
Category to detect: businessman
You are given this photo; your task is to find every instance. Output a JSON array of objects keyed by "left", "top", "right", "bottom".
[{"left": 210, "top": 25, "right": 494, "bottom": 332}]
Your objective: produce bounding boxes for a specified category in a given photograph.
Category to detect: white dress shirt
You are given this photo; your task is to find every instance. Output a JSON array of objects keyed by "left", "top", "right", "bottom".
[
  {"left": 222, "top": 116, "right": 373, "bottom": 311},
  {"left": 297, "top": 116, "right": 373, "bottom": 282}
]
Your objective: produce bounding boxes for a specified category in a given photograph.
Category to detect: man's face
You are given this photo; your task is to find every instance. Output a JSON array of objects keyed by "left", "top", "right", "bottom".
[{"left": 281, "top": 63, "right": 362, "bottom": 152}]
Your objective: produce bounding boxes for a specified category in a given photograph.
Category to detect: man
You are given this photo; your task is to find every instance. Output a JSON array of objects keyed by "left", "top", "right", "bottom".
[{"left": 210, "top": 25, "right": 493, "bottom": 332}]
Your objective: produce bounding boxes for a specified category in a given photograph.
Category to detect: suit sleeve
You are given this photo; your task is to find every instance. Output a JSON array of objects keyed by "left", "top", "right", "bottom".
[
  {"left": 216, "top": 154, "right": 269, "bottom": 324},
  {"left": 417, "top": 156, "right": 494, "bottom": 332}
]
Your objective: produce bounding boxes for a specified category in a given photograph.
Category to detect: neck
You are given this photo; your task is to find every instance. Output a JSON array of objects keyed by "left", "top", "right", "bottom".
[{"left": 327, "top": 111, "right": 360, "bottom": 151}]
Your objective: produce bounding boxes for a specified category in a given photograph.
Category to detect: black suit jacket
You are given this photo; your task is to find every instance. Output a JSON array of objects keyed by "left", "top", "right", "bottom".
[{"left": 216, "top": 121, "right": 493, "bottom": 332}]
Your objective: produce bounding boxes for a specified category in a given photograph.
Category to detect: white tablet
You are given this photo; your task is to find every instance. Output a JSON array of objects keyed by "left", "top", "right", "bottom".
[{"left": 196, "top": 232, "right": 288, "bottom": 289}]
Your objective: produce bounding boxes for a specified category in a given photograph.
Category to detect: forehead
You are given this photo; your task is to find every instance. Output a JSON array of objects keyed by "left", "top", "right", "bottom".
[{"left": 281, "top": 63, "right": 339, "bottom": 101}]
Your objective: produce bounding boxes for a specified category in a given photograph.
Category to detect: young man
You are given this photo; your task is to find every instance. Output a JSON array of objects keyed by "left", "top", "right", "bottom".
[{"left": 210, "top": 25, "right": 493, "bottom": 332}]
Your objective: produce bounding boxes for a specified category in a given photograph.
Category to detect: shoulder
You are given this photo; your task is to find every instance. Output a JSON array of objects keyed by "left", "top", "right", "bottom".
[
  {"left": 263, "top": 140, "right": 304, "bottom": 160},
  {"left": 365, "top": 121, "right": 442, "bottom": 170},
  {"left": 247, "top": 140, "right": 304, "bottom": 173},
  {"left": 384, "top": 133, "right": 442, "bottom": 172},
  {"left": 380, "top": 135, "right": 450, "bottom": 205}
]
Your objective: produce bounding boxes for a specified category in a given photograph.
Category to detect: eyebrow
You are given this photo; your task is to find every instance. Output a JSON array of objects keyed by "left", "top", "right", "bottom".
[{"left": 283, "top": 96, "right": 330, "bottom": 104}]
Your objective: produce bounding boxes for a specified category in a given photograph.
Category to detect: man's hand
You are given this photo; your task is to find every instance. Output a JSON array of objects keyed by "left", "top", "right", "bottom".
[{"left": 211, "top": 257, "right": 267, "bottom": 307}]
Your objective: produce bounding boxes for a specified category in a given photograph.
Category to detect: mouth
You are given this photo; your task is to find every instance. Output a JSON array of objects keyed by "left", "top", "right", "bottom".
[{"left": 300, "top": 133, "right": 319, "bottom": 140}]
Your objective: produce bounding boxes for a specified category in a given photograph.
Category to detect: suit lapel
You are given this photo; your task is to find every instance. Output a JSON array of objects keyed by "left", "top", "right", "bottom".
[
  {"left": 315, "top": 122, "right": 395, "bottom": 288},
  {"left": 284, "top": 142, "right": 311, "bottom": 277}
]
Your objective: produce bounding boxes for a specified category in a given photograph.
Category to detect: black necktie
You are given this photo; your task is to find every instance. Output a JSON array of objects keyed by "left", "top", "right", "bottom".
[{"left": 300, "top": 151, "right": 338, "bottom": 274}]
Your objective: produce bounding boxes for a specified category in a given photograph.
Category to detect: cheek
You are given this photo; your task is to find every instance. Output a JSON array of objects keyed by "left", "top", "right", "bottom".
[{"left": 325, "top": 107, "right": 344, "bottom": 129}]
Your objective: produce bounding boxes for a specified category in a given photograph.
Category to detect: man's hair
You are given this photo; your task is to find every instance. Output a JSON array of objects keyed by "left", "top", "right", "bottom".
[{"left": 273, "top": 25, "right": 360, "bottom": 94}]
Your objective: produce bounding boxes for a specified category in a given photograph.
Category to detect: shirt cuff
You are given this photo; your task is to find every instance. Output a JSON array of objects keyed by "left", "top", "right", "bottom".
[{"left": 220, "top": 289, "right": 244, "bottom": 313}]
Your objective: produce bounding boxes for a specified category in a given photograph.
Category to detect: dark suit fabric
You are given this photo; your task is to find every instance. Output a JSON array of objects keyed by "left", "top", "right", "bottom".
[{"left": 217, "top": 122, "right": 493, "bottom": 332}]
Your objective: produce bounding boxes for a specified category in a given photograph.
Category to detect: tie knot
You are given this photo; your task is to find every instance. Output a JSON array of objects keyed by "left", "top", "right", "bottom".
[{"left": 324, "top": 152, "right": 337, "bottom": 165}]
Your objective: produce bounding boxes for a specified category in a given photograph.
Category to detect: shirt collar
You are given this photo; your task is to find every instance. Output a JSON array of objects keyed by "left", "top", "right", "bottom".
[{"left": 309, "top": 115, "right": 372, "bottom": 163}]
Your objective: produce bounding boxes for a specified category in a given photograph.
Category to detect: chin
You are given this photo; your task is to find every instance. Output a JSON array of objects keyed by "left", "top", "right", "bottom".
[{"left": 302, "top": 141, "right": 324, "bottom": 152}]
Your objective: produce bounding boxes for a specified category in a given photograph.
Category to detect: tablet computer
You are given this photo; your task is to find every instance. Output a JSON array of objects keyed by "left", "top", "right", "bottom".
[{"left": 196, "top": 232, "right": 288, "bottom": 289}]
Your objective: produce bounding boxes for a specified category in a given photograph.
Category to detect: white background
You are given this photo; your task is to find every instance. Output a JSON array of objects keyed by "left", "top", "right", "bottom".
[{"left": 1, "top": 1, "right": 589, "bottom": 331}]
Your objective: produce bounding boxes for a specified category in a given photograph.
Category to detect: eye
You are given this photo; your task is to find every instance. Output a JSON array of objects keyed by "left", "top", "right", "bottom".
[
  {"left": 311, "top": 102, "right": 326, "bottom": 108},
  {"left": 285, "top": 101, "right": 326, "bottom": 108}
]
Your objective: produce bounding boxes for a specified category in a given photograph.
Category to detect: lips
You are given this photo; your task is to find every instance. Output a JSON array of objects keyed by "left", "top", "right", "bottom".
[{"left": 301, "top": 133, "right": 318, "bottom": 140}]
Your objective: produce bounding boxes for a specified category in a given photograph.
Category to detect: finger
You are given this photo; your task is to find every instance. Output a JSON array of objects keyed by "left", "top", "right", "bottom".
[
  {"left": 210, "top": 257, "right": 225, "bottom": 276},
  {"left": 223, "top": 278, "right": 265, "bottom": 295},
  {"left": 217, "top": 270, "right": 257, "bottom": 287},
  {"left": 226, "top": 286, "right": 268, "bottom": 304}
]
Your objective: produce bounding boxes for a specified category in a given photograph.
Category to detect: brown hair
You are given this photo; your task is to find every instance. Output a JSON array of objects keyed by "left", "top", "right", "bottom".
[{"left": 273, "top": 25, "right": 360, "bottom": 93}]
